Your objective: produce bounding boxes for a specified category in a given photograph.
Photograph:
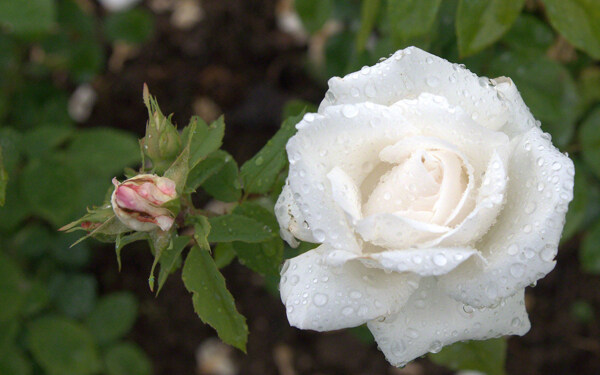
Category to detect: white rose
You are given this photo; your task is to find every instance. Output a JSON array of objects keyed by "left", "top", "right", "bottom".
[{"left": 275, "top": 46, "right": 574, "bottom": 366}]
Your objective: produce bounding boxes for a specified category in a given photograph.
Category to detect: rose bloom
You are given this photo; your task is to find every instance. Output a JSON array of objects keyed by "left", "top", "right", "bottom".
[
  {"left": 111, "top": 174, "right": 177, "bottom": 232},
  {"left": 275, "top": 47, "right": 574, "bottom": 366}
]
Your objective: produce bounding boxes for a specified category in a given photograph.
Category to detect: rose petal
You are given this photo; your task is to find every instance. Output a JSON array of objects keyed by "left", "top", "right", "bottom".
[
  {"left": 438, "top": 127, "right": 574, "bottom": 307},
  {"left": 319, "top": 47, "right": 513, "bottom": 133},
  {"left": 354, "top": 213, "right": 449, "bottom": 249},
  {"left": 367, "top": 278, "right": 530, "bottom": 367},
  {"left": 286, "top": 102, "right": 416, "bottom": 253},
  {"left": 494, "top": 77, "right": 538, "bottom": 138},
  {"left": 280, "top": 245, "right": 420, "bottom": 331},
  {"left": 327, "top": 166, "right": 363, "bottom": 222},
  {"left": 275, "top": 182, "right": 316, "bottom": 247}
]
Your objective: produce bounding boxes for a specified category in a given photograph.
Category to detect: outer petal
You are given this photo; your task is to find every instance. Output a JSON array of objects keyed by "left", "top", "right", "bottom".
[
  {"left": 280, "top": 245, "right": 420, "bottom": 331},
  {"left": 286, "top": 103, "right": 416, "bottom": 253},
  {"left": 319, "top": 47, "right": 523, "bottom": 135},
  {"left": 494, "top": 77, "right": 538, "bottom": 138},
  {"left": 438, "top": 127, "right": 574, "bottom": 307},
  {"left": 367, "top": 278, "right": 530, "bottom": 367},
  {"left": 275, "top": 182, "right": 317, "bottom": 247}
]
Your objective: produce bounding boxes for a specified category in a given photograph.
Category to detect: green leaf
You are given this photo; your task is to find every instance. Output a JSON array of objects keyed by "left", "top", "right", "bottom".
[
  {"left": 0, "top": 253, "right": 26, "bottom": 321},
  {"left": 202, "top": 152, "right": 242, "bottom": 202},
  {"left": 85, "top": 292, "right": 138, "bottom": 345},
  {"left": 207, "top": 214, "right": 275, "bottom": 243},
  {"left": 115, "top": 232, "right": 149, "bottom": 271},
  {"left": 541, "top": 0, "right": 600, "bottom": 59},
  {"left": 0, "top": 0, "right": 56, "bottom": 36},
  {"left": 0, "top": 320, "right": 19, "bottom": 353},
  {"left": 0, "top": 127, "right": 21, "bottom": 175},
  {"left": 104, "top": 342, "right": 152, "bottom": 375},
  {"left": 27, "top": 316, "right": 101, "bottom": 375},
  {"left": 579, "top": 67, "right": 600, "bottom": 106},
  {"left": 387, "top": 0, "right": 442, "bottom": 44},
  {"left": 230, "top": 201, "right": 283, "bottom": 275},
  {"left": 240, "top": 112, "right": 304, "bottom": 194},
  {"left": 581, "top": 219, "right": 600, "bottom": 274},
  {"left": 182, "top": 216, "right": 248, "bottom": 351},
  {"left": 356, "top": 0, "right": 381, "bottom": 52},
  {"left": 156, "top": 235, "right": 191, "bottom": 294},
  {"left": 281, "top": 99, "right": 318, "bottom": 120},
  {"left": 488, "top": 52, "right": 581, "bottom": 147},
  {"left": 50, "top": 273, "right": 97, "bottom": 319},
  {"left": 502, "top": 14, "right": 555, "bottom": 56},
  {"left": 185, "top": 150, "right": 230, "bottom": 193},
  {"left": 562, "top": 161, "right": 588, "bottom": 243},
  {"left": 0, "top": 174, "right": 30, "bottom": 233},
  {"left": 182, "top": 116, "right": 225, "bottom": 170},
  {"left": 0, "top": 146, "right": 7, "bottom": 207},
  {"left": 214, "top": 242, "right": 236, "bottom": 269},
  {"left": 456, "top": 0, "right": 525, "bottom": 57},
  {"left": 147, "top": 230, "right": 172, "bottom": 292},
  {"left": 295, "top": 0, "right": 333, "bottom": 34},
  {"left": 232, "top": 239, "right": 283, "bottom": 276},
  {"left": 104, "top": 8, "right": 155, "bottom": 45},
  {"left": 570, "top": 300, "right": 595, "bottom": 324},
  {"left": 22, "top": 155, "right": 81, "bottom": 227},
  {"left": 580, "top": 107, "right": 600, "bottom": 179},
  {"left": 429, "top": 338, "right": 507, "bottom": 375},
  {"left": 22, "top": 125, "right": 74, "bottom": 159}
]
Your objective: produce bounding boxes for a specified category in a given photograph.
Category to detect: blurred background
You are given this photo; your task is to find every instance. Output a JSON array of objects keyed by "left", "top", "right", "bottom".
[{"left": 0, "top": 0, "right": 599, "bottom": 374}]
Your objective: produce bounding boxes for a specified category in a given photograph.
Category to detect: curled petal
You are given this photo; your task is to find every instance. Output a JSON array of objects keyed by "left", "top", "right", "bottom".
[
  {"left": 367, "top": 278, "right": 530, "bottom": 367},
  {"left": 280, "top": 245, "right": 420, "bottom": 331},
  {"left": 275, "top": 182, "right": 316, "bottom": 247},
  {"left": 438, "top": 127, "right": 574, "bottom": 307}
]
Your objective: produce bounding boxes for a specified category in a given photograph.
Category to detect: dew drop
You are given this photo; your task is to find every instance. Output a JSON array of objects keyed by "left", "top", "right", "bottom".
[
  {"left": 350, "top": 290, "right": 363, "bottom": 299},
  {"left": 313, "top": 293, "right": 328, "bottom": 307},
  {"left": 342, "top": 306, "right": 354, "bottom": 316},
  {"left": 429, "top": 340, "right": 443, "bottom": 353},
  {"left": 313, "top": 229, "right": 326, "bottom": 242},
  {"left": 426, "top": 76, "right": 440, "bottom": 87},
  {"left": 290, "top": 275, "right": 299, "bottom": 286},
  {"left": 524, "top": 202, "right": 536, "bottom": 214},
  {"left": 433, "top": 253, "right": 448, "bottom": 266},
  {"left": 342, "top": 104, "right": 359, "bottom": 118},
  {"left": 510, "top": 263, "right": 525, "bottom": 278}
]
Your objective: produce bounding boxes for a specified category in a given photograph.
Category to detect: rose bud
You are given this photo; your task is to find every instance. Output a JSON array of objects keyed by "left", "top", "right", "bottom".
[{"left": 111, "top": 174, "right": 178, "bottom": 232}]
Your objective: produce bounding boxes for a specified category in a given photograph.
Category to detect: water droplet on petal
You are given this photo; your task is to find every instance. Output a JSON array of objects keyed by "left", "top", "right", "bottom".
[
  {"left": 313, "top": 293, "right": 328, "bottom": 307},
  {"left": 342, "top": 104, "right": 359, "bottom": 118}
]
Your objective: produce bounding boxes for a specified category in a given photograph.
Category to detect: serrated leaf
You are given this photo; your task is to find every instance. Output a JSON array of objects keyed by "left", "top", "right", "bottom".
[
  {"left": 182, "top": 116, "right": 225, "bottom": 170},
  {"left": 429, "top": 338, "right": 507, "bottom": 375},
  {"left": 85, "top": 292, "right": 138, "bottom": 345},
  {"left": 541, "top": 0, "right": 600, "bottom": 59},
  {"left": 156, "top": 235, "right": 190, "bottom": 294},
  {"left": 147, "top": 230, "right": 172, "bottom": 292},
  {"left": 387, "top": 0, "right": 442, "bottom": 44},
  {"left": 182, "top": 217, "right": 248, "bottom": 351},
  {"left": 488, "top": 52, "right": 581, "bottom": 147},
  {"left": 240, "top": 112, "right": 304, "bottom": 194},
  {"left": 456, "top": 0, "right": 525, "bottom": 57},
  {"left": 185, "top": 150, "right": 229, "bottom": 193},
  {"left": 207, "top": 214, "right": 275, "bottom": 243},
  {"left": 27, "top": 316, "right": 101, "bottom": 375},
  {"left": 202, "top": 152, "right": 241, "bottom": 202},
  {"left": 104, "top": 342, "right": 152, "bottom": 375}
]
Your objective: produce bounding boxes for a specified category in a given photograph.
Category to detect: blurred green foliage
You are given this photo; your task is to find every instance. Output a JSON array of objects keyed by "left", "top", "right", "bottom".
[{"left": 0, "top": 0, "right": 155, "bottom": 374}]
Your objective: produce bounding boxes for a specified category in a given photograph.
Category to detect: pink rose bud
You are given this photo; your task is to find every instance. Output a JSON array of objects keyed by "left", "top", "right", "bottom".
[{"left": 111, "top": 174, "right": 178, "bottom": 232}]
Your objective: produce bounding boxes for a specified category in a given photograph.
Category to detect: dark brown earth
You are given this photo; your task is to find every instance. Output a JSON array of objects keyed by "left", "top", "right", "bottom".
[{"left": 88, "top": 1, "right": 600, "bottom": 374}]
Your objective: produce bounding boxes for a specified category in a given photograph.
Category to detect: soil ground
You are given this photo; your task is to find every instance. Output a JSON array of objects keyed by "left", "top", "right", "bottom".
[{"left": 88, "top": 1, "right": 600, "bottom": 374}]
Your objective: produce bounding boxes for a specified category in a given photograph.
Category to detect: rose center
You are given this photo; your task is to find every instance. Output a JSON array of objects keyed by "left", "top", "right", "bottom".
[{"left": 363, "top": 148, "right": 467, "bottom": 225}]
